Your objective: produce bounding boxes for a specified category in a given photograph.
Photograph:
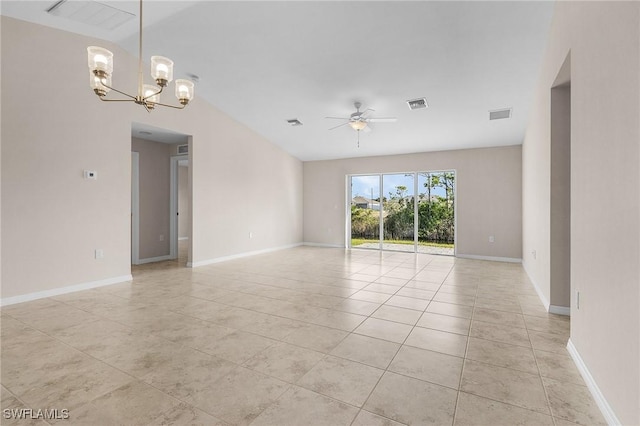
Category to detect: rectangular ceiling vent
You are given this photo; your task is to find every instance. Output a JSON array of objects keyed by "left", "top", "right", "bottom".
[
  {"left": 407, "top": 98, "right": 428, "bottom": 110},
  {"left": 489, "top": 108, "right": 512, "bottom": 121},
  {"left": 287, "top": 119, "right": 303, "bottom": 126},
  {"left": 47, "top": 0, "right": 135, "bottom": 31}
]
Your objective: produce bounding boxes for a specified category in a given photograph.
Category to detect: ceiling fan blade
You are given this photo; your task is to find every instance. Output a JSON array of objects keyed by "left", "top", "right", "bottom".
[
  {"left": 325, "top": 116, "right": 350, "bottom": 120},
  {"left": 328, "top": 122, "right": 350, "bottom": 131},
  {"left": 361, "top": 108, "right": 375, "bottom": 118},
  {"left": 368, "top": 118, "right": 397, "bottom": 123},
  {"left": 363, "top": 124, "right": 373, "bottom": 133}
]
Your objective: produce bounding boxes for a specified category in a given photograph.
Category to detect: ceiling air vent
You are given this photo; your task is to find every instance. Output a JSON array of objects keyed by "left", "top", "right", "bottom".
[
  {"left": 46, "top": 0, "right": 135, "bottom": 31},
  {"left": 407, "top": 98, "right": 428, "bottom": 110},
  {"left": 489, "top": 108, "right": 512, "bottom": 120},
  {"left": 287, "top": 119, "right": 303, "bottom": 127}
]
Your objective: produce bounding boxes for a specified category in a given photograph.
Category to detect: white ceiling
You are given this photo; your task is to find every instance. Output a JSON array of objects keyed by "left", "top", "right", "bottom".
[
  {"left": 2, "top": 1, "right": 555, "bottom": 161},
  {"left": 0, "top": 1, "right": 198, "bottom": 43}
]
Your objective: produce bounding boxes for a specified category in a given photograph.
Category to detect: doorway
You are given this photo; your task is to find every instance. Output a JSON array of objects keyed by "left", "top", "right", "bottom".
[
  {"left": 349, "top": 171, "right": 455, "bottom": 255},
  {"left": 170, "top": 155, "right": 189, "bottom": 266},
  {"left": 549, "top": 52, "right": 571, "bottom": 315},
  {"left": 131, "top": 151, "right": 140, "bottom": 264},
  {"left": 131, "top": 123, "right": 191, "bottom": 267}
]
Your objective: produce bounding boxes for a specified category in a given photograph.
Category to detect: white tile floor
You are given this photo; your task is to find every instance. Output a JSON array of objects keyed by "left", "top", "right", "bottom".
[{"left": 1, "top": 247, "right": 605, "bottom": 425}]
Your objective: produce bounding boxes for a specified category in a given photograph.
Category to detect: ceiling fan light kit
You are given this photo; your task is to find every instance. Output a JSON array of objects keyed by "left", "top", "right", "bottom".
[
  {"left": 349, "top": 120, "right": 367, "bottom": 131},
  {"left": 325, "top": 101, "right": 397, "bottom": 147},
  {"left": 86, "top": 0, "right": 194, "bottom": 112}
]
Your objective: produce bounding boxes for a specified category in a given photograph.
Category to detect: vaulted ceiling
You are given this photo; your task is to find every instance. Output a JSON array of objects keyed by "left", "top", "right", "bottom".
[{"left": 2, "top": 1, "right": 554, "bottom": 160}]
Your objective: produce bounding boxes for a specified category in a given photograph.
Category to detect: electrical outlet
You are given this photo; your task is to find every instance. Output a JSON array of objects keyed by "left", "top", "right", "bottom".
[
  {"left": 95, "top": 249, "right": 104, "bottom": 259},
  {"left": 489, "top": 236, "right": 495, "bottom": 243},
  {"left": 159, "top": 234, "right": 164, "bottom": 242},
  {"left": 532, "top": 250, "right": 537, "bottom": 259},
  {"left": 249, "top": 232, "right": 253, "bottom": 239}
]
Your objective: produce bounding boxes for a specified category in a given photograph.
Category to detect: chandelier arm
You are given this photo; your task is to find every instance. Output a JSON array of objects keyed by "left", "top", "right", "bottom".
[
  {"left": 98, "top": 97, "right": 136, "bottom": 102},
  {"left": 142, "top": 85, "right": 164, "bottom": 101},
  {"left": 153, "top": 101, "right": 186, "bottom": 110},
  {"left": 99, "top": 79, "right": 137, "bottom": 100},
  {"left": 105, "top": 87, "right": 137, "bottom": 100}
]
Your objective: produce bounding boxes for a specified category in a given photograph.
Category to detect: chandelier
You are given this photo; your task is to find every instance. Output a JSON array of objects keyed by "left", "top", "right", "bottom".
[{"left": 86, "top": 0, "right": 194, "bottom": 112}]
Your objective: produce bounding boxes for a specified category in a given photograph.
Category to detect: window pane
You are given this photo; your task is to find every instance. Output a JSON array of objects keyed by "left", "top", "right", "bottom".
[
  {"left": 350, "top": 175, "right": 380, "bottom": 249},
  {"left": 417, "top": 171, "right": 455, "bottom": 255},
  {"left": 382, "top": 173, "right": 415, "bottom": 253}
]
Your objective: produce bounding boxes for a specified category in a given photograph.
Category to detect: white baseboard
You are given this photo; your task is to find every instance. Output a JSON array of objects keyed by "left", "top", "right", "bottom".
[
  {"left": 566, "top": 339, "right": 621, "bottom": 425},
  {"left": 522, "top": 262, "right": 570, "bottom": 316},
  {"left": 0, "top": 275, "right": 133, "bottom": 307},
  {"left": 178, "top": 237, "right": 189, "bottom": 241},
  {"left": 522, "top": 260, "right": 551, "bottom": 311},
  {"left": 549, "top": 304, "right": 570, "bottom": 316},
  {"left": 303, "top": 242, "right": 345, "bottom": 248},
  {"left": 136, "top": 254, "right": 173, "bottom": 265},
  {"left": 188, "top": 243, "right": 303, "bottom": 268},
  {"left": 456, "top": 254, "right": 522, "bottom": 263}
]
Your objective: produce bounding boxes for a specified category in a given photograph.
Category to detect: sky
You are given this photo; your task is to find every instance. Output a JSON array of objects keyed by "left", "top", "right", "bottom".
[{"left": 351, "top": 172, "right": 450, "bottom": 200}]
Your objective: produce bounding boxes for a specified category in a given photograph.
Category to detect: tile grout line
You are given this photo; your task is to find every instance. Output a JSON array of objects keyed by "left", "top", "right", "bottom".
[
  {"left": 348, "top": 259, "right": 434, "bottom": 426},
  {"left": 0, "top": 379, "right": 54, "bottom": 426},
  {"left": 440, "top": 260, "right": 469, "bottom": 426},
  {"left": 2, "top": 312, "right": 205, "bottom": 424},
  {"left": 6, "top": 291, "right": 338, "bottom": 424},
  {"left": 352, "top": 257, "right": 454, "bottom": 425},
  {"left": 522, "top": 302, "right": 559, "bottom": 425},
  {"left": 451, "top": 291, "right": 478, "bottom": 424},
  {"left": 454, "top": 268, "right": 563, "bottom": 424}
]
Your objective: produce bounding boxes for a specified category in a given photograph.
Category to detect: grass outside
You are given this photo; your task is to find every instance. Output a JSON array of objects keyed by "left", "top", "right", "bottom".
[{"left": 351, "top": 238, "right": 454, "bottom": 248}]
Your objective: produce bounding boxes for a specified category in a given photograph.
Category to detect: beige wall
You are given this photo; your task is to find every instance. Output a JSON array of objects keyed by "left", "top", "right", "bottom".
[
  {"left": 131, "top": 138, "right": 172, "bottom": 260},
  {"left": 1, "top": 17, "right": 303, "bottom": 299},
  {"left": 304, "top": 146, "right": 523, "bottom": 260},
  {"left": 522, "top": 2, "right": 639, "bottom": 424},
  {"left": 178, "top": 163, "right": 190, "bottom": 240}
]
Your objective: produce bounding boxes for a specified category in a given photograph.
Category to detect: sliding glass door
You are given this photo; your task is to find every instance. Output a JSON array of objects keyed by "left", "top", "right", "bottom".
[
  {"left": 349, "top": 171, "right": 455, "bottom": 255},
  {"left": 350, "top": 175, "right": 381, "bottom": 249},
  {"left": 382, "top": 173, "right": 415, "bottom": 253},
  {"left": 417, "top": 172, "right": 455, "bottom": 255}
]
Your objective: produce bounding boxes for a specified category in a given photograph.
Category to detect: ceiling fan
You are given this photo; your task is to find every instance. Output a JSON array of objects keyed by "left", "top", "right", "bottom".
[
  {"left": 325, "top": 102, "right": 397, "bottom": 147},
  {"left": 326, "top": 101, "right": 397, "bottom": 132}
]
